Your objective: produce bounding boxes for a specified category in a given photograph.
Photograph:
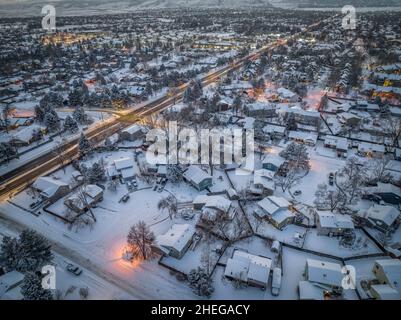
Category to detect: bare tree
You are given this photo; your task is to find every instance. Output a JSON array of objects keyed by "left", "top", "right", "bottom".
[
  {"left": 127, "top": 221, "right": 155, "bottom": 260},
  {"left": 157, "top": 195, "right": 178, "bottom": 220}
]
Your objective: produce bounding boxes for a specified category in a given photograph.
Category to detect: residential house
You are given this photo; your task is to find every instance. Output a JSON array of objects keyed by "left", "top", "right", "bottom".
[
  {"left": 277, "top": 87, "right": 299, "bottom": 103},
  {"left": 323, "top": 135, "right": 348, "bottom": 158},
  {"left": 358, "top": 142, "right": 385, "bottom": 159},
  {"left": 338, "top": 112, "right": 361, "bottom": 126},
  {"left": 316, "top": 212, "right": 354, "bottom": 236},
  {"left": 255, "top": 196, "right": 294, "bottom": 229},
  {"left": 64, "top": 184, "right": 104, "bottom": 214},
  {"left": 113, "top": 157, "right": 135, "bottom": 181},
  {"left": 119, "top": 124, "right": 146, "bottom": 142},
  {"left": 372, "top": 259, "right": 401, "bottom": 295},
  {"left": 32, "top": 176, "right": 70, "bottom": 203},
  {"left": 288, "top": 130, "right": 318, "bottom": 146},
  {"left": 153, "top": 224, "right": 195, "bottom": 259},
  {"left": 262, "top": 154, "right": 285, "bottom": 172},
  {"left": 251, "top": 169, "right": 275, "bottom": 195},
  {"left": 262, "top": 124, "right": 286, "bottom": 140},
  {"left": 364, "top": 183, "right": 401, "bottom": 205},
  {"left": 244, "top": 102, "right": 276, "bottom": 118},
  {"left": 182, "top": 165, "right": 212, "bottom": 191},
  {"left": 224, "top": 250, "right": 272, "bottom": 289},
  {"left": 362, "top": 205, "right": 400, "bottom": 232},
  {"left": 304, "top": 258, "right": 343, "bottom": 290}
]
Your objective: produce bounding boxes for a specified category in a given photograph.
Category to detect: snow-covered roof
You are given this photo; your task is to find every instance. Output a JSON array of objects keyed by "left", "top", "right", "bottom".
[
  {"left": 371, "top": 284, "right": 401, "bottom": 300},
  {"left": 156, "top": 224, "right": 194, "bottom": 254},
  {"left": 298, "top": 280, "right": 324, "bottom": 300},
  {"left": 84, "top": 184, "right": 103, "bottom": 199},
  {"left": 106, "top": 165, "right": 119, "bottom": 177},
  {"left": 193, "top": 195, "right": 231, "bottom": 213},
  {"left": 262, "top": 124, "right": 286, "bottom": 134},
  {"left": 114, "top": 157, "right": 133, "bottom": 170},
  {"left": 306, "top": 258, "right": 343, "bottom": 287},
  {"left": 32, "top": 176, "right": 68, "bottom": 198},
  {"left": 277, "top": 87, "right": 297, "bottom": 98},
  {"left": 257, "top": 196, "right": 293, "bottom": 224},
  {"left": 288, "top": 131, "right": 318, "bottom": 144},
  {"left": 253, "top": 169, "right": 275, "bottom": 190},
  {"left": 258, "top": 197, "right": 281, "bottom": 216},
  {"left": 375, "top": 259, "right": 401, "bottom": 293},
  {"left": 358, "top": 142, "right": 385, "bottom": 153},
  {"left": 246, "top": 102, "right": 275, "bottom": 112},
  {"left": 224, "top": 250, "right": 272, "bottom": 286},
  {"left": 12, "top": 124, "right": 44, "bottom": 143},
  {"left": 121, "top": 167, "right": 135, "bottom": 179},
  {"left": 183, "top": 165, "right": 212, "bottom": 185},
  {"left": 262, "top": 154, "right": 285, "bottom": 167},
  {"left": 268, "top": 196, "right": 291, "bottom": 208},
  {"left": 366, "top": 205, "right": 400, "bottom": 227},
  {"left": 121, "top": 124, "right": 144, "bottom": 135},
  {"left": 317, "top": 212, "right": 354, "bottom": 230}
]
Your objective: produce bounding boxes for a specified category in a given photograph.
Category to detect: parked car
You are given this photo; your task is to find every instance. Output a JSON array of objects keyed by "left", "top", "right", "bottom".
[
  {"left": 66, "top": 263, "right": 82, "bottom": 276},
  {"left": 293, "top": 190, "right": 302, "bottom": 196},
  {"left": 119, "top": 194, "right": 130, "bottom": 203}
]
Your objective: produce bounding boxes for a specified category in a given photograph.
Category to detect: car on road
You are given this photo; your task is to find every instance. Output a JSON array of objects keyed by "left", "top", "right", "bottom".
[
  {"left": 293, "top": 190, "right": 302, "bottom": 196},
  {"left": 119, "top": 194, "right": 130, "bottom": 203},
  {"left": 66, "top": 263, "right": 82, "bottom": 276}
]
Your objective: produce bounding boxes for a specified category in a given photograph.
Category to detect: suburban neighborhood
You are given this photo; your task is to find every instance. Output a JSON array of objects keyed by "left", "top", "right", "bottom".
[{"left": 0, "top": 0, "right": 401, "bottom": 304}]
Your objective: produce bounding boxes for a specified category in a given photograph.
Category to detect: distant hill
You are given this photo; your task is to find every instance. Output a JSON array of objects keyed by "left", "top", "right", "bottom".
[
  {"left": 271, "top": 0, "right": 401, "bottom": 8},
  {"left": 0, "top": 0, "right": 272, "bottom": 18}
]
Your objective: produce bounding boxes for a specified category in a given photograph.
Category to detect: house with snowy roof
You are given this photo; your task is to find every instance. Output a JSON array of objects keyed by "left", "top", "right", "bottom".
[
  {"left": 154, "top": 224, "right": 195, "bottom": 259},
  {"left": 182, "top": 165, "right": 212, "bottom": 191},
  {"left": 363, "top": 183, "right": 401, "bottom": 205},
  {"left": 360, "top": 205, "right": 400, "bottom": 232},
  {"left": 372, "top": 259, "right": 401, "bottom": 296},
  {"left": 32, "top": 176, "right": 70, "bottom": 203},
  {"left": 304, "top": 258, "right": 343, "bottom": 290},
  {"left": 288, "top": 130, "right": 318, "bottom": 146},
  {"left": 316, "top": 212, "right": 354, "bottom": 236},
  {"left": 224, "top": 250, "right": 272, "bottom": 289},
  {"left": 64, "top": 184, "right": 104, "bottom": 214},
  {"left": 119, "top": 124, "right": 146, "bottom": 142},
  {"left": 262, "top": 154, "right": 286, "bottom": 172},
  {"left": 256, "top": 196, "right": 294, "bottom": 229}
]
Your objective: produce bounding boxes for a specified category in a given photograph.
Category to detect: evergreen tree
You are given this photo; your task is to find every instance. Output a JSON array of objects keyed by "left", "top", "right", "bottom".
[
  {"left": 21, "top": 272, "right": 53, "bottom": 300},
  {"left": 0, "top": 142, "right": 17, "bottom": 162},
  {"left": 73, "top": 107, "right": 88, "bottom": 125},
  {"left": 85, "top": 161, "right": 105, "bottom": 184},
  {"left": 44, "top": 110, "right": 60, "bottom": 132},
  {"left": 78, "top": 133, "right": 91, "bottom": 156},
  {"left": 188, "top": 267, "right": 214, "bottom": 298},
  {"left": 63, "top": 115, "right": 78, "bottom": 133},
  {"left": 0, "top": 229, "right": 53, "bottom": 273}
]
